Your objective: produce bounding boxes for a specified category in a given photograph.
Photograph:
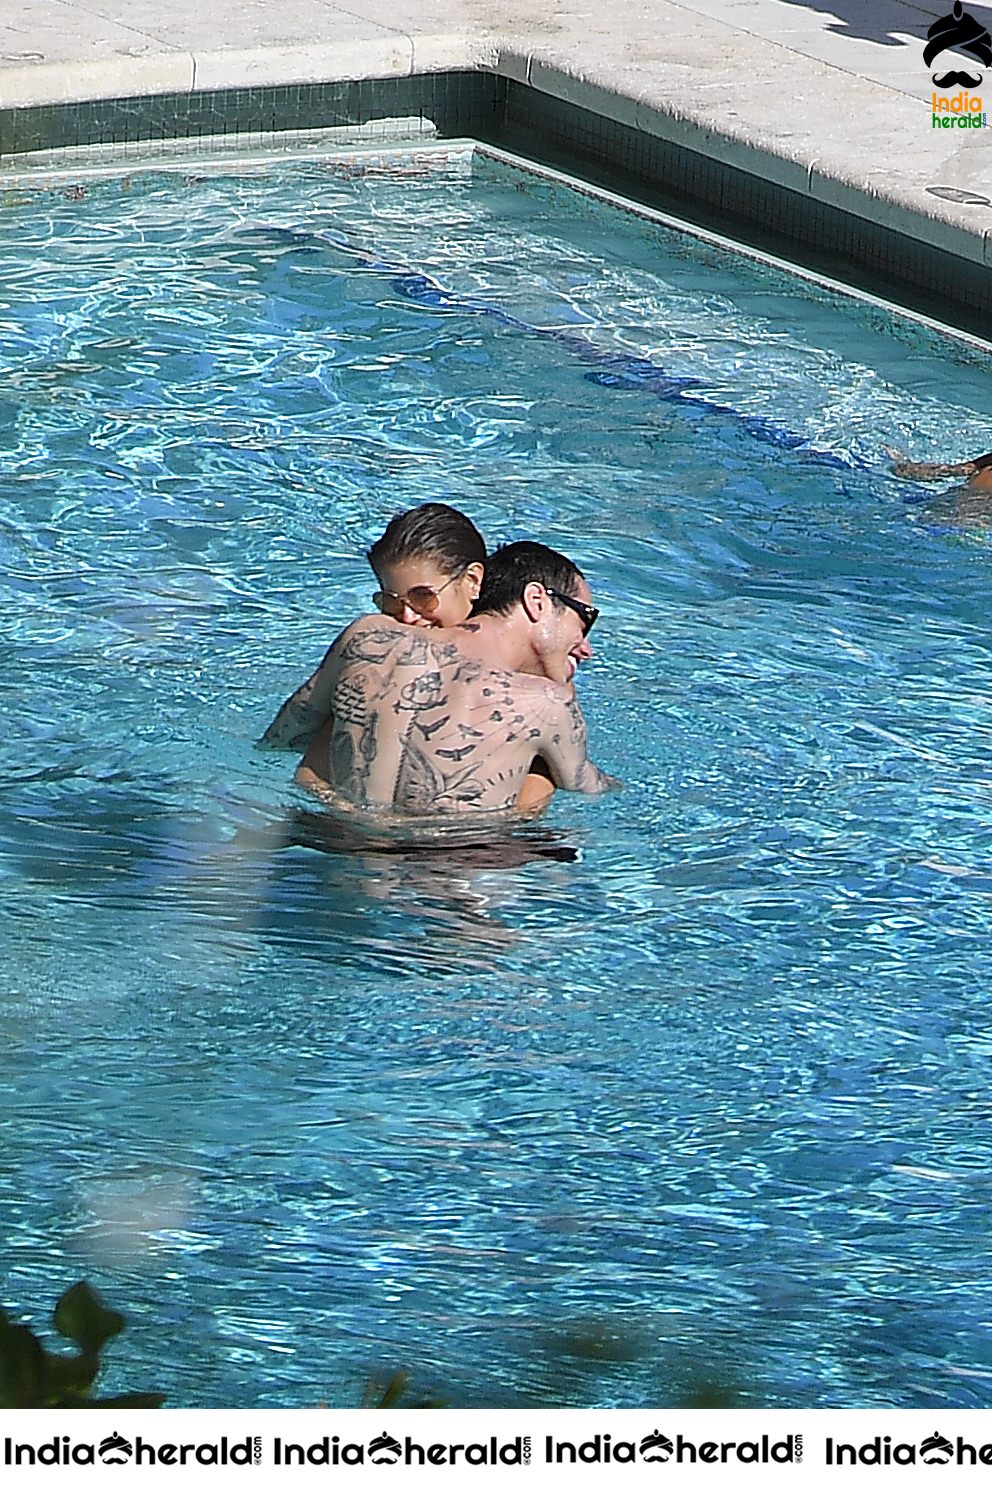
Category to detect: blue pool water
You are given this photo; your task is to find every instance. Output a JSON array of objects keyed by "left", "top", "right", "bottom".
[{"left": 3, "top": 143, "right": 992, "bottom": 1409}]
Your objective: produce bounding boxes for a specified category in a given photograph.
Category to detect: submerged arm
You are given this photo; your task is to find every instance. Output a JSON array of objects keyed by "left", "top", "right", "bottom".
[{"left": 889, "top": 455, "right": 978, "bottom": 481}]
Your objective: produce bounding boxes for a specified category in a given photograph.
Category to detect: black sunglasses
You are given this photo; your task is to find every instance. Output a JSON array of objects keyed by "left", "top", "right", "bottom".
[{"left": 545, "top": 587, "right": 599, "bottom": 636}]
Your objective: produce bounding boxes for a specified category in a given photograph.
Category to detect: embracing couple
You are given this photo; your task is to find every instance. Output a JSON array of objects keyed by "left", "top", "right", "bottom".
[{"left": 261, "top": 504, "right": 619, "bottom": 821}]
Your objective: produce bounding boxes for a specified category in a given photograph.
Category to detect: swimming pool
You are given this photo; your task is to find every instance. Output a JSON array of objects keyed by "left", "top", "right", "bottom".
[{"left": 3, "top": 141, "right": 992, "bottom": 1409}]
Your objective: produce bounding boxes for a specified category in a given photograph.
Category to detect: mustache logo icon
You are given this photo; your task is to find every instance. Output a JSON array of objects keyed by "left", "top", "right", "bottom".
[{"left": 933, "top": 69, "right": 984, "bottom": 86}]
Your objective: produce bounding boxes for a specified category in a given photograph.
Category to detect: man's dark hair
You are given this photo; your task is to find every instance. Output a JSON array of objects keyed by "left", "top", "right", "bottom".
[
  {"left": 473, "top": 540, "right": 585, "bottom": 616},
  {"left": 367, "top": 503, "right": 485, "bottom": 575}
]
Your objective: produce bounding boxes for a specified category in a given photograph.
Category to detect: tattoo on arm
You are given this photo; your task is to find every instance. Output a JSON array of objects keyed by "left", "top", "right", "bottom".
[
  {"left": 259, "top": 664, "right": 334, "bottom": 751},
  {"left": 540, "top": 695, "right": 620, "bottom": 795}
]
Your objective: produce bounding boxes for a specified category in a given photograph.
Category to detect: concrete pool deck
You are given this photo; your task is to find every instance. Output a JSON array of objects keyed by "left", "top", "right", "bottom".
[{"left": 2, "top": 1, "right": 992, "bottom": 293}]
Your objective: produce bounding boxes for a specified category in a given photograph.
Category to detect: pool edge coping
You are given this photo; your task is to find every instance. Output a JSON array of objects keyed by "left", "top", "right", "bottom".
[{"left": 2, "top": 26, "right": 991, "bottom": 304}]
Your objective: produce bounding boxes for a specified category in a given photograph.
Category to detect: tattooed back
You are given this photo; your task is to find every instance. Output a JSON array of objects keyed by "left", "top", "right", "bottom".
[{"left": 296, "top": 616, "right": 594, "bottom": 815}]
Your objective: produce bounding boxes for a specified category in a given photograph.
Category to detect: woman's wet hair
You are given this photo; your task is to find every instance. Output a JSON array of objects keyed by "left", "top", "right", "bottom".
[
  {"left": 367, "top": 503, "right": 486, "bottom": 575},
  {"left": 473, "top": 540, "right": 584, "bottom": 616}
]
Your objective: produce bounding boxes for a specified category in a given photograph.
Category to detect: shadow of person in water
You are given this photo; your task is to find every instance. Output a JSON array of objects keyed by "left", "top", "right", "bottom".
[
  {"left": 3, "top": 776, "right": 582, "bottom": 976},
  {"left": 217, "top": 800, "right": 584, "bottom": 960},
  {"left": 1, "top": 784, "right": 200, "bottom": 896},
  {"left": 281, "top": 807, "right": 579, "bottom": 869}
]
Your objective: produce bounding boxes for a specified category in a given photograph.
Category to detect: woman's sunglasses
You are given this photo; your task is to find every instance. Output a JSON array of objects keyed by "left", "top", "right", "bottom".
[
  {"left": 546, "top": 587, "right": 599, "bottom": 636},
  {"left": 372, "top": 570, "right": 463, "bottom": 620}
]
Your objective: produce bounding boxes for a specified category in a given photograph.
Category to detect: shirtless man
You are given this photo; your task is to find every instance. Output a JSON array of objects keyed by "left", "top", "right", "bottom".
[{"left": 267, "top": 541, "right": 618, "bottom": 817}]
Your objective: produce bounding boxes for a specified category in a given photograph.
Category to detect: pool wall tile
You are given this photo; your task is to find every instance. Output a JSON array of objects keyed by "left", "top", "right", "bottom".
[
  {"left": 0, "top": 74, "right": 486, "bottom": 159},
  {"left": 1, "top": 68, "right": 989, "bottom": 334},
  {"left": 493, "top": 79, "right": 992, "bottom": 336}
]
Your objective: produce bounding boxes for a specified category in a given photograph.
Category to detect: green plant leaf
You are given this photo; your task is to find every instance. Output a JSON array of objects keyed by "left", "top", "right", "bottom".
[
  {"left": 360, "top": 1369, "right": 445, "bottom": 1409},
  {"left": 45, "top": 1350, "right": 100, "bottom": 1401},
  {"left": 376, "top": 1370, "right": 410, "bottom": 1408},
  {"left": 84, "top": 1391, "right": 167, "bottom": 1409},
  {"left": 53, "top": 1282, "right": 124, "bottom": 1357},
  {"left": 0, "top": 1321, "right": 48, "bottom": 1408}
]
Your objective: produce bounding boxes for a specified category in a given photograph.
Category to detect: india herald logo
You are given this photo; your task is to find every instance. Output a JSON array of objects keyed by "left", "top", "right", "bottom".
[
  {"left": 97, "top": 1434, "right": 133, "bottom": 1466},
  {"left": 920, "top": 1432, "right": 955, "bottom": 1466},
  {"left": 640, "top": 1432, "right": 675, "bottom": 1462},
  {"left": 367, "top": 1433, "right": 403, "bottom": 1465}
]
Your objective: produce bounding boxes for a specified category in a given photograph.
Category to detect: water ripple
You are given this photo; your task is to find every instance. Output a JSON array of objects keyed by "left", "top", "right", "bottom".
[{"left": 2, "top": 151, "right": 992, "bottom": 1410}]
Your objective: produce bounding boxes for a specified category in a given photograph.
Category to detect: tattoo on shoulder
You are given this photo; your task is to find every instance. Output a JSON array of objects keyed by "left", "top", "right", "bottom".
[
  {"left": 396, "top": 634, "right": 431, "bottom": 668},
  {"left": 395, "top": 671, "right": 446, "bottom": 712},
  {"left": 415, "top": 714, "right": 450, "bottom": 740},
  {"left": 339, "top": 627, "right": 400, "bottom": 665}
]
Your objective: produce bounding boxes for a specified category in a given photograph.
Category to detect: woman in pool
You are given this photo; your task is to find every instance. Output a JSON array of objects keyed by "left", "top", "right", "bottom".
[
  {"left": 367, "top": 501, "right": 487, "bottom": 628},
  {"left": 261, "top": 502, "right": 555, "bottom": 812}
]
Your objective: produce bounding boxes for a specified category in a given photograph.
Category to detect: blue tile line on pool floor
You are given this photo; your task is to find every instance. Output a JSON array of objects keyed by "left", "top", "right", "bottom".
[{"left": 243, "top": 224, "right": 858, "bottom": 473}]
